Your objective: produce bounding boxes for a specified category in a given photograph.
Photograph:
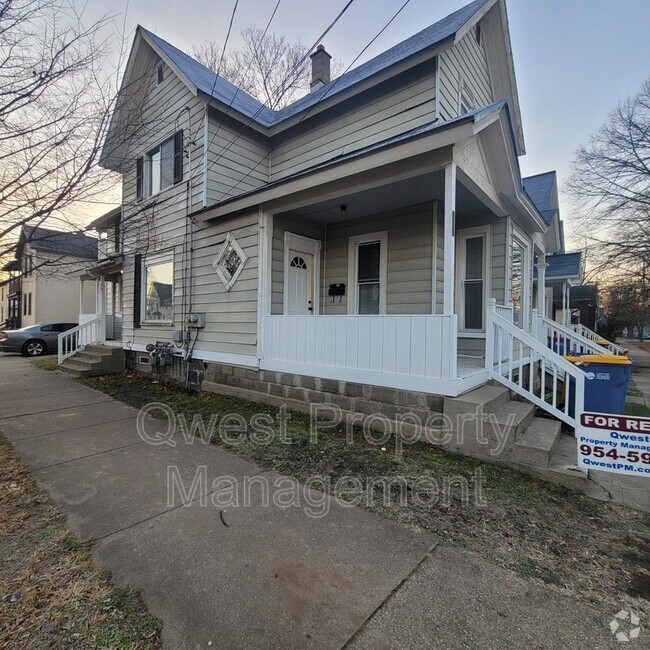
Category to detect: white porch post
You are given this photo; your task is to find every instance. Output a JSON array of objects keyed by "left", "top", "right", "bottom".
[
  {"left": 257, "top": 210, "right": 273, "bottom": 362},
  {"left": 535, "top": 255, "right": 547, "bottom": 318},
  {"left": 442, "top": 162, "right": 457, "bottom": 315},
  {"left": 562, "top": 281, "right": 569, "bottom": 326},
  {"left": 96, "top": 277, "right": 106, "bottom": 342},
  {"left": 79, "top": 278, "right": 85, "bottom": 316}
]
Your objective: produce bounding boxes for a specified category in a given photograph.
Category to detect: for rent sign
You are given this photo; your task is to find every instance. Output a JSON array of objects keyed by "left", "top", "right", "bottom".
[{"left": 577, "top": 413, "right": 650, "bottom": 476}]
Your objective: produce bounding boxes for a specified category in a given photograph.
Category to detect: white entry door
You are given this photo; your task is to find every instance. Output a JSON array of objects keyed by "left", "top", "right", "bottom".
[
  {"left": 284, "top": 233, "right": 321, "bottom": 315},
  {"left": 287, "top": 253, "right": 313, "bottom": 314}
]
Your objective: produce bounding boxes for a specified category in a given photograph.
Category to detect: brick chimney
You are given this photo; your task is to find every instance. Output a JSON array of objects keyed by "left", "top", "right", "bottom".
[{"left": 310, "top": 44, "right": 331, "bottom": 92}]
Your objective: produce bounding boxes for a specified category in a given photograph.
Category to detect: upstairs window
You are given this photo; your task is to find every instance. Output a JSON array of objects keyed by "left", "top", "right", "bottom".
[
  {"left": 136, "top": 130, "right": 183, "bottom": 199},
  {"left": 157, "top": 62, "right": 165, "bottom": 84}
]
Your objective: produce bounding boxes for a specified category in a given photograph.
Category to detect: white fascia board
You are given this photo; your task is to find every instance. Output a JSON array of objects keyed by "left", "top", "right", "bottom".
[{"left": 454, "top": 0, "right": 498, "bottom": 42}]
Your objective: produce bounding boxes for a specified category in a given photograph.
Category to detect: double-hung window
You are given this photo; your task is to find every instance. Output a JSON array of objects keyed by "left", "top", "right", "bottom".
[
  {"left": 142, "top": 251, "right": 174, "bottom": 323},
  {"left": 348, "top": 232, "right": 388, "bottom": 315},
  {"left": 456, "top": 227, "right": 490, "bottom": 332},
  {"left": 136, "top": 131, "right": 183, "bottom": 199}
]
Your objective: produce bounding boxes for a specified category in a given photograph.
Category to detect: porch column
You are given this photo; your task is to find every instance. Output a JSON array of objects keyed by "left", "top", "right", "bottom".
[
  {"left": 257, "top": 210, "right": 273, "bottom": 362},
  {"left": 535, "top": 255, "right": 547, "bottom": 318},
  {"left": 562, "top": 281, "right": 569, "bottom": 326},
  {"left": 96, "top": 277, "right": 106, "bottom": 342},
  {"left": 442, "top": 162, "right": 457, "bottom": 315},
  {"left": 79, "top": 278, "right": 85, "bottom": 315},
  {"left": 96, "top": 277, "right": 105, "bottom": 315}
]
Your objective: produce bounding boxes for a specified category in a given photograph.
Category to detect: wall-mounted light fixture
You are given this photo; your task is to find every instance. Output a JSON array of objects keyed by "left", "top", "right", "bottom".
[{"left": 340, "top": 204, "right": 347, "bottom": 217}]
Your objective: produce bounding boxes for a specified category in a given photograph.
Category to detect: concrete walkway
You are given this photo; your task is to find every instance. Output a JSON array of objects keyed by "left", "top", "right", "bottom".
[{"left": 0, "top": 355, "right": 628, "bottom": 649}]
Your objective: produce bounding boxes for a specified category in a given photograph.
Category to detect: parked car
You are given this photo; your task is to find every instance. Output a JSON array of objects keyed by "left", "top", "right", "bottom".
[{"left": 0, "top": 323, "right": 78, "bottom": 356}]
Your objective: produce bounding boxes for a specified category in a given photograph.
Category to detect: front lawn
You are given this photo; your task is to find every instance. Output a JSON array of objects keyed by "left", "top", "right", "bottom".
[{"left": 76, "top": 371, "right": 650, "bottom": 616}]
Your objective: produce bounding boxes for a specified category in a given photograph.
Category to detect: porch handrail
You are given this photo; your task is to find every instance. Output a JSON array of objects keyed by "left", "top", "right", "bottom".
[
  {"left": 495, "top": 304, "right": 514, "bottom": 322},
  {"left": 58, "top": 316, "right": 103, "bottom": 364},
  {"left": 572, "top": 323, "right": 628, "bottom": 355},
  {"left": 487, "top": 300, "right": 584, "bottom": 428},
  {"left": 532, "top": 313, "right": 610, "bottom": 357}
]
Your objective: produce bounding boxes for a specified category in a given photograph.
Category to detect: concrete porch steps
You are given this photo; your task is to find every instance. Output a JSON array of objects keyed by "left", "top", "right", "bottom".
[
  {"left": 59, "top": 344, "right": 125, "bottom": 377},
  {"left": 443, "top": 385, "right": 566, "bottom": 472}
]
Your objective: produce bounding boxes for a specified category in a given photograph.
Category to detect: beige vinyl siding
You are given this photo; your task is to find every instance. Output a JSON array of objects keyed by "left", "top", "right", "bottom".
[
  {"left": 189, "top": 212, "right": 259, "bottom": 356},
  {"left": 438, "top": 29, "right": 493, "bottom": 121},
  {"left": 205, "top": 111, "right": 270, "bottom": 204},
  {"left": 435, "top": 208, "right": 444, "bottom": 313},
  {"left": 120, "top": 46, "right": 206, "bottom": 213},
  {"left": 320, "top": 204, "right": 434, "bottom": 315},
  {"left": 270, "top": 63, "right": 436, "bottom": 180},
  {"left": 121, "top": 212, "right": 259, "bottom": 358},
  {"left": 271, "top": 216, "right": 324, "bottom": 315},
  {"left": 119, "top": 47, "right": 206, "bottom": 346}
]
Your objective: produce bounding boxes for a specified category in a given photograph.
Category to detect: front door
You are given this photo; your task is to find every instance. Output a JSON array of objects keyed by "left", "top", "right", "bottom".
[
  {"left": 287, "top": 253, "right": 313, "bottom": 314},
  {"left": 283, "top": 233, "right": 321, "bottom": 315}
]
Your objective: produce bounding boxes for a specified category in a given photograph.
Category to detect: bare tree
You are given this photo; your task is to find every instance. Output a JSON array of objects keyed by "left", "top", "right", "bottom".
[
  {"left": 601, "top": 272, "right": 650, "bottom": 341},
  {"left": 568, "top": 78, "right": 650, "bottom": 277},
  {"left": 193, "top": 27, "right": 314, "bottom": 109},
  {"left": 0, "top": 0, "right": 120, "bottom": 267}
]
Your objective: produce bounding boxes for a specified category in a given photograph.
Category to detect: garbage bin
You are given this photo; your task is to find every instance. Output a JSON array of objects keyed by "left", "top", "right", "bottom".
[
  {"left": 548, "top": 336, "right": 574, "bottom": 356},
  {"left": 564, "top": 354, "right": 633, "bottom": 416}
]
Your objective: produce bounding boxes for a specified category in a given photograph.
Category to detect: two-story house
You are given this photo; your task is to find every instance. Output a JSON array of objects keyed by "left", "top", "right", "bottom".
[
  {"left": 60, "top": 0, "right": 624, "bottom": 472},
  {"left": 2, "top": 225, "right": 97, "bottom": 329}
]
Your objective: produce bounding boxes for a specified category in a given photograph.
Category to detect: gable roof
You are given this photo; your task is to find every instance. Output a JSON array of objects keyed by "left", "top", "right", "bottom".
[
  {"left": 20, "top": 225, "right": 98, "bottom": 260},
  {"left": 522, "top": 171, "right": 557, "bottom": 226},
  {"left": 138, "top": 0, "right": 493, "bottom": 128},
  {"left": 545, "top": 252, "right": 582, "bottom": 280}
]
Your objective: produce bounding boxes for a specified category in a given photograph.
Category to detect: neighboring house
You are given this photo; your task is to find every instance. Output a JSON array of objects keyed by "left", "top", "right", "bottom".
[
  {"left": 522, "top": 171, "right": 591, "bottom": 327},
  {"left": 66, "top": 0, "right": 617, "bottom": 431},
  {"left": 553, "top": 284, "right": 599, "bottom": 331},
  {"left": 2, "top": 225, "right": 97, "bottom": 328},
  {"left": 0, "top": 278, "right": 10, "bottom": 328},
  {"left": 78, "top": 208, "right": 124, "bottom": 340}
]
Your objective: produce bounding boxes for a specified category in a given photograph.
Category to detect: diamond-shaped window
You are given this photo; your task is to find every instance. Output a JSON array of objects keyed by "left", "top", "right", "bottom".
[{"left": 213, "top": 233, "right": 247, "bottom": 291}]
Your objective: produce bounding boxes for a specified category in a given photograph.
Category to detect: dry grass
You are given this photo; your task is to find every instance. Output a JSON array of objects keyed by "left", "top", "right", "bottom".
[
  {"left": 0, "top": 435, "right": 161, "bottom": 649},
  {"left": 77, "top": 371, "right": 650, "bottom": 616}
]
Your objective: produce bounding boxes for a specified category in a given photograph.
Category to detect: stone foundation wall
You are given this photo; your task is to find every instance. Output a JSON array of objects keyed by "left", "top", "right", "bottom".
[{"left": 124, "top": 351, "right": 444, "bottom": 420}]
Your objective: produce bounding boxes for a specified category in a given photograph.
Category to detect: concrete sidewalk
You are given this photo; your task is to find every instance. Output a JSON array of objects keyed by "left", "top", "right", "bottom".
[{"left": 0, "top": 355, "right": 626, "bottom": 649}]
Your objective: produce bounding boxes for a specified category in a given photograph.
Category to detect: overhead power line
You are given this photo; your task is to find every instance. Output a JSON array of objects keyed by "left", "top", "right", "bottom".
[{"left": 206, "top": 0, "right": 413, "bottom": 202}]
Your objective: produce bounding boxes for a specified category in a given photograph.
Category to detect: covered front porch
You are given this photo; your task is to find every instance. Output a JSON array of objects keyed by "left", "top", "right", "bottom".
[{"left": 254, "top": 156, "right": 543, "bottom": 397}]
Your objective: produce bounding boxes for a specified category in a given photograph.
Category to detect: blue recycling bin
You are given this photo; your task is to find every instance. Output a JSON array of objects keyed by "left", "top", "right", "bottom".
[
  {"left": 564, "top": 354, "right": 633, "bottom": 416},
  {"left": 548, "top": 336, "right": 575, "bottom": 356}
]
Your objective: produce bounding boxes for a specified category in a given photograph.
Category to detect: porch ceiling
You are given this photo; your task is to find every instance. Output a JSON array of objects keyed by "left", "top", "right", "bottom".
[{"left": 277, "top": 171, "right": 489, "bottom": 224}]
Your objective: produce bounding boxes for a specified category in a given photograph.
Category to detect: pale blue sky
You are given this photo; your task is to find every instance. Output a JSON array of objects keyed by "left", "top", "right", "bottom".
[{"left": 90, "top": 0, "right": 650, "bottom": 240}]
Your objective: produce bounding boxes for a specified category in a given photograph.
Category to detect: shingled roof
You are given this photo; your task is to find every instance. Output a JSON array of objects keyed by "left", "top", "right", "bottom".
[
  {"left": 545, "top": 252, "right": 582, "bottom": 280},
  {"left": 21, "top": 225, "right": 97, "bottom": 260},
  {"left": 522, "top": 171, "right": 557, "bottom": 226},
  {"left": 140, "top": 0, "right": 492, "bottom": 128}
]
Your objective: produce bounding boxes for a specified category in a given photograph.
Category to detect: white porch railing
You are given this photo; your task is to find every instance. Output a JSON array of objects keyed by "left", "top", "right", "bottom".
[
  {"left": 572, "top": 323, "right": 628, "bottom": 355},
  {"left": 262, "top": 314, "right": 458, "bottom": 392},
  {"left": 487, "top": 301, "right": 585, "bottom": 428},
  {"left": 533, "top": 313, "right": 609, "bottom": 357},
  {"left": 58, "top": 316, "right": 103, "bottom": 364}
]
